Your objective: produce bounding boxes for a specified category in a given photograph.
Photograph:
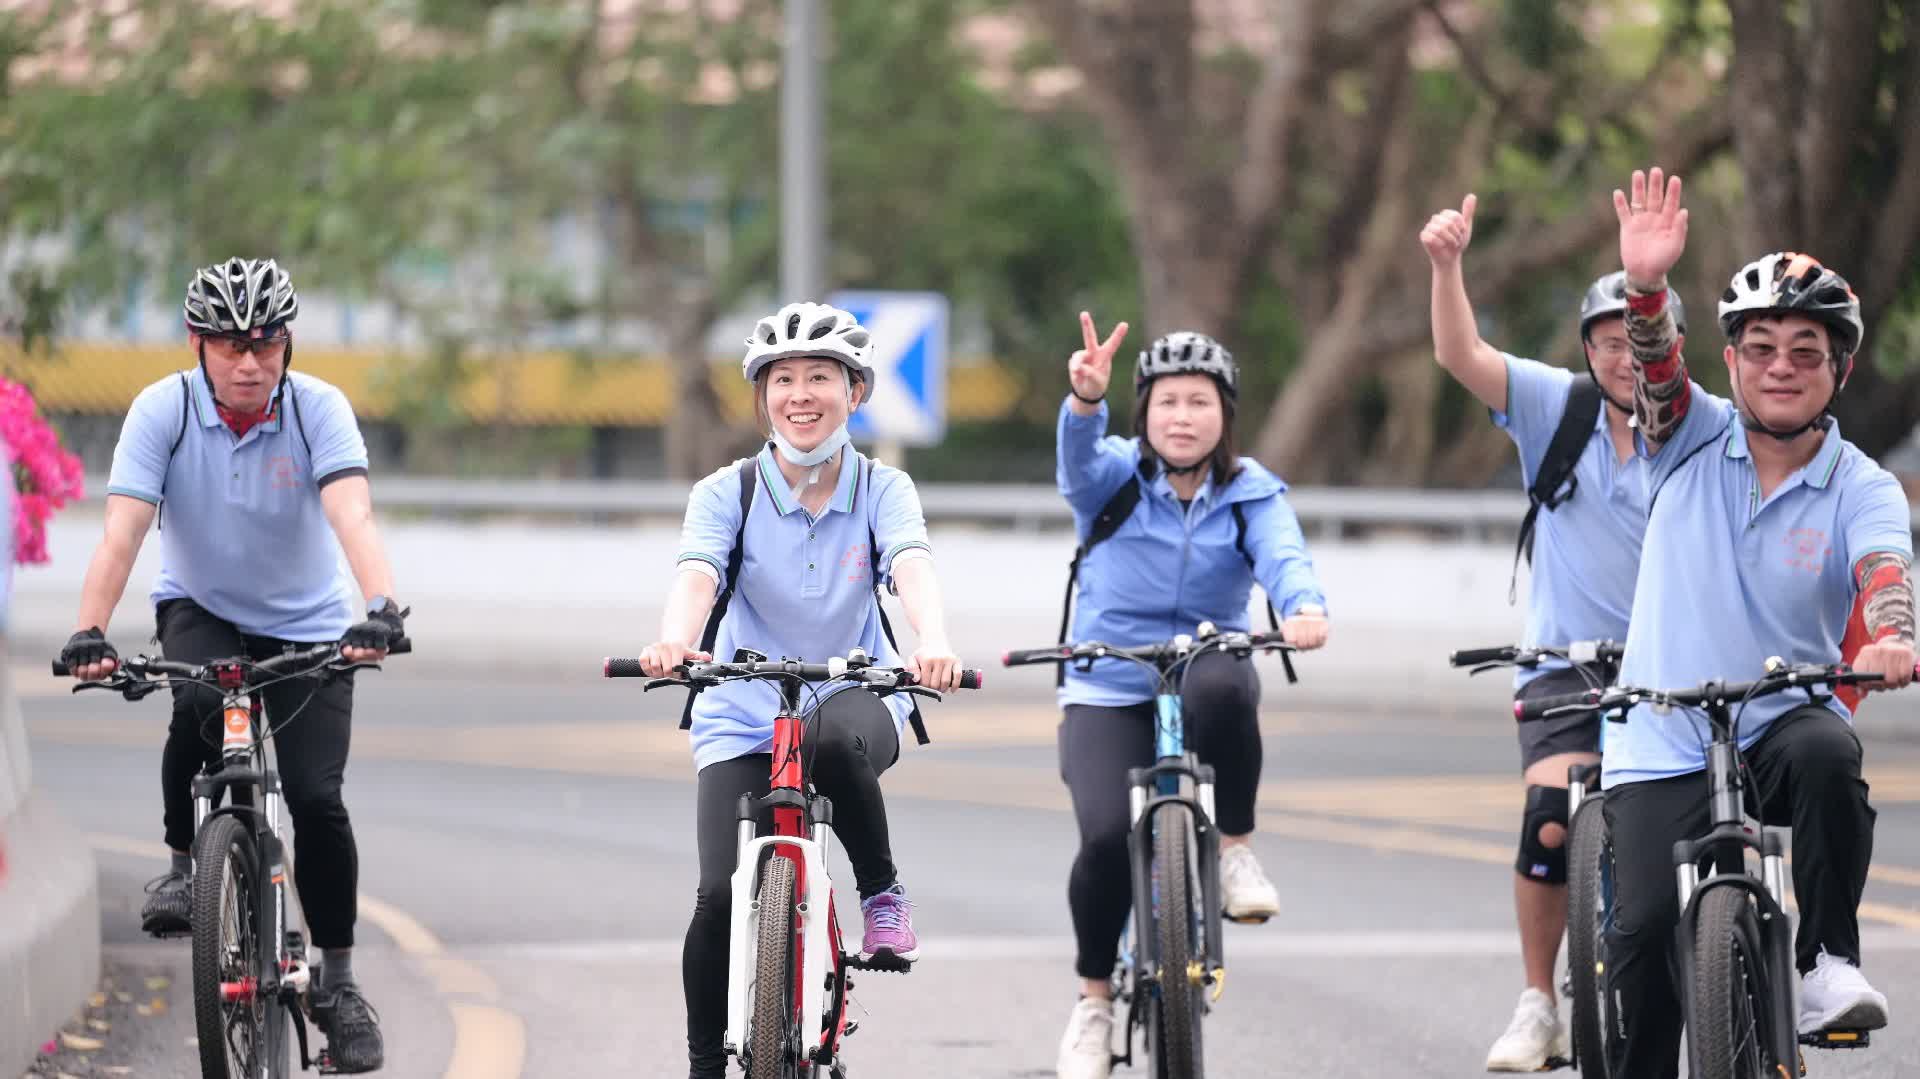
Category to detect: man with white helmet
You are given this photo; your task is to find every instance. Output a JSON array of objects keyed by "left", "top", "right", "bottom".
[
  {"left": 59, "top": 257, "right": 403, "bottom": 1073},
  {"left": 637, "top": 301, "right": 965, "bottom": 1079},
  {"left": 1603, "top": 167, "right": 1913, "bottom": 1078}
]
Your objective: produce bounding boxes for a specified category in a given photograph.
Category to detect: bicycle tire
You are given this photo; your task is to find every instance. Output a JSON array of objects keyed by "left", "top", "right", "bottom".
[
  {"left": 747, "top": 856, "right": 803, "bottom": 1079},
  {"left": 1691, "top": 886, "right": 1777, "bottom": 1079},
  {"left": 1150, "top": 804, "right": 1204, "bottom": 1079},
  {"left": 1565, "top": 796, "right": 1611, "bottom": 1076},
  {"left": 192, "top": 814, "right": 266, "bottom": 1079}
]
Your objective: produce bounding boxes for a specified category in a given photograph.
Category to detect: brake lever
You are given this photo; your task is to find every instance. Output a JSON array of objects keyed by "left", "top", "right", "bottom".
[
  {"left": 124, "top": 681, "right": 165, "bottom": 701},
  {"left": 643, "top": 677, "right": 693, "bottom": 693},
  {"left": 900, "top": 685, "right": 943, "bottom": 703}
]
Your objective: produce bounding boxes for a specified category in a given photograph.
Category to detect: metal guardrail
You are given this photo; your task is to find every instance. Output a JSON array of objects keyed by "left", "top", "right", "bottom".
[
  {"left": 77, "top": 473, "right": 1531, "bottom": 536},
  {"left": 74, "top": 474, "right": 1920, "bottom": 536}
]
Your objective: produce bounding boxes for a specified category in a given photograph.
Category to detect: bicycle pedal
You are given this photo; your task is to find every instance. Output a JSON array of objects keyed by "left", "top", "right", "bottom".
[
  {"left": 846, "top": 951, "right": 914, "bottom": 973},
  {"left": 1798, "top": 1028, "right": 1870, "bottom": 1049}
]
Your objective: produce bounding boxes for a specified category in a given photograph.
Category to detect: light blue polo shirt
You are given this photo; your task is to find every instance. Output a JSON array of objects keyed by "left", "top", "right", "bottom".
[
  {"left": 1606, "top": 391, "right": 1912, "bottom": 787},
  {"left": 1493, "top": 356, "right": 1656, "bottom": 688},
  {"left": 106, "top": 368, "right": 370, "bottom": 641},
  {"left": 676, "top": 445, "right": 933, "bottom": 772}
]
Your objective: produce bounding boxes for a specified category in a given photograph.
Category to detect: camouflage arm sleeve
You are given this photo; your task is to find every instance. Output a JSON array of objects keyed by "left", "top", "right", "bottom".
[
  {"left": 1624, "top": 286, "right": 1691, "bottom": 446},
  {"left": 1857, "top": 550, "right": 1916, "bottom": 644}
]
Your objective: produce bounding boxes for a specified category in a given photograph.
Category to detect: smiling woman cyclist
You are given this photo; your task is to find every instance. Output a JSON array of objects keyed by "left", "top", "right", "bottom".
[{"left": 634, "top": 301, "right": 965, "bottom": 1079}]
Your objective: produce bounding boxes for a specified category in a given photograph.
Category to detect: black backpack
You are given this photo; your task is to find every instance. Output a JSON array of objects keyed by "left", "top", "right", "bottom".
[
  {"left": 680, "top": 452, "right": 930, "bottom": 745},
  {"left": 1508, "top": 375, "right": 1605, "bottom": 602},
  {"left": 1056, "top": 460, "right": 1297, "bottom": 687}
]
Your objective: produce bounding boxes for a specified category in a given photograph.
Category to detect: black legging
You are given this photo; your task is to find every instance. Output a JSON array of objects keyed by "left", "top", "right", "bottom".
[
  {"left": 683, "top": 688, "right": 901, "bottom": 1078},
  {"left": 1058, "top": 648, "right": 1261, "bottom": 980},
  {"left": 1602, "top": 705, "right": 1876, "bottom": 1079},
  {"left": 156, "top": 598, "right": 360, "bottom": 949}
]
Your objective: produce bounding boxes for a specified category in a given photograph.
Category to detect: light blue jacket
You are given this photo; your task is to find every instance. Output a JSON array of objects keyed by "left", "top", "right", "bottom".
[{"left": 1058, "top": 398, "right": 1326, "bottom": 707}]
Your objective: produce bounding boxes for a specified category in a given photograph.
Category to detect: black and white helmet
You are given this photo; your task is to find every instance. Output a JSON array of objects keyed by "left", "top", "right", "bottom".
[
  {"left": 742, "top": 302, "right": 876, "bottom": 390},
  {"left": 1135, "top": 331, "right": 1237, "bottom": 399},
  {"left": 1718, "top": 252, "right": 1864, "bottom": 382},
  {"left": 184, "top": 257, "right": 299, "bottom": 335}
]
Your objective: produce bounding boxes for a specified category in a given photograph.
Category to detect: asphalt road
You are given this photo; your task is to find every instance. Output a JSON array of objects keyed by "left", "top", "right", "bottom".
[{"left": 19, "top": 664, "right": 1920, "bottom": 1078}]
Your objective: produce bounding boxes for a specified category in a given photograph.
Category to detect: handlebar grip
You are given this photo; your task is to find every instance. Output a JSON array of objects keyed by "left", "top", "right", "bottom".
[
  {"left": 958, "top": 669, "right": 984, "bottom": 690},
  {"left": 1003, "top": 647, "right": 1070, "bottom": 667},
  {"left": 1450, "top": 646, "right": 1514, "bottom": 667},
  {"left": 604, "top": 657, "right": 648, "bottom": 678},
  {"left": 51, "top": 660, "right": 70, "bottom": 677},
  {"left": 1515, "top": 690, "right": 1602, "bottom": 722},
  {"left": 1249, "top": 629, "right": 1289, "bottom": 647}
]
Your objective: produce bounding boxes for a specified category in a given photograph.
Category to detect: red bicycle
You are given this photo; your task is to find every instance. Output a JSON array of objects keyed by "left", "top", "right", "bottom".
[{"left": 606, "top": 647, "right": 981, "bottom": 1078}]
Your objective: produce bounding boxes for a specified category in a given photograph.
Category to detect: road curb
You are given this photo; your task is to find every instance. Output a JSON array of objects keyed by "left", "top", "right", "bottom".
[{"left": 0, "top": 789, "right": 101, "bottom": 1077}]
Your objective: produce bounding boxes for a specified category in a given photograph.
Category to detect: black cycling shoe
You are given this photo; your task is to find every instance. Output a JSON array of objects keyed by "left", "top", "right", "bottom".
[
  {"left": 139, "top": 871, "right": 192, "bottom": 937},
  {"left": 308, "top": 981, "right": 385, "bottom": 1074}
]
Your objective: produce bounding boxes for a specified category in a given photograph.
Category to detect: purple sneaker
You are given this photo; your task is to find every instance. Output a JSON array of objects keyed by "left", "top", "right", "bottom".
[{"left": 859, "top": 884, "right": 919, "bottom": 965}]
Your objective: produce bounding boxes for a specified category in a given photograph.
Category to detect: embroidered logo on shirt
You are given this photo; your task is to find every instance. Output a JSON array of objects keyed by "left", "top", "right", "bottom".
[
  {"left": 268, "top": 455, "right": 300, "bottom": 490},
  {"left": 841, "top": 543, "right": 870, "bottom": 583},
  {"left": 1784, "top": 527, "right": 1831, "bottom": 575}
]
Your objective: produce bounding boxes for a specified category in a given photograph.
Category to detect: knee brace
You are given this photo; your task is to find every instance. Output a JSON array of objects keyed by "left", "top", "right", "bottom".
[{"left": 1516, "top": 784, "right": 1572, "bottom": 884}]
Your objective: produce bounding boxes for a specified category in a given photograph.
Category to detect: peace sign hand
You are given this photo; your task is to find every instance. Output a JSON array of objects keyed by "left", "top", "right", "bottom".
[{"left": 1069, "top": 311, "right": 1129, "bottom": 403}]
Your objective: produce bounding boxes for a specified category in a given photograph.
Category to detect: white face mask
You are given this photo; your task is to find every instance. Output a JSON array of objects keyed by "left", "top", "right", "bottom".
[{"left": 770, "top": 422, "right": 850, "bottom": 470}]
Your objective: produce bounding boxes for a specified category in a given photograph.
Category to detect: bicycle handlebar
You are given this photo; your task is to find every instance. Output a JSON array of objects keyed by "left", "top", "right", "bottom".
[
  {"left": 1003, "top": 628, "right": 1293, "bottom": 669},
  {"left": 605, "top": 655, "right": 984, "bottom": 692},
  {"left": 53, "top": 637, "right": 410, "bottom": 681},
  {"left": 1450, "top": 640, "right": 1624, "bottom": 670},
  {"left": 1513, "top": 661, "right": 1902, "bottom": 723}
]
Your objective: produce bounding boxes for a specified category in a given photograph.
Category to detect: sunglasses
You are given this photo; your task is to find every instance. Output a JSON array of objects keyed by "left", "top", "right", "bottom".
[
  {"left": 1735, "top": 342, "right": 1830, "bottom": 370},
  {"left": 206, "top": 331, "right": 291, "bottom": 357}
]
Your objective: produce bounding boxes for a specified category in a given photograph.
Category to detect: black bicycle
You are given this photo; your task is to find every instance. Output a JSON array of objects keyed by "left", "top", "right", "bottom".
[
  {"left": 1522, "top": 659, "right": 1893, "bottom": 1079},
  {"left": 1006, "top": 623, "right": 1295, "bottom": 1079},
  {"left": 56, "top": 639, "right": 406, "bottom": 1079},
  {"left": 1451, "top": 640, "right": 1622, "bottom": 1077}
]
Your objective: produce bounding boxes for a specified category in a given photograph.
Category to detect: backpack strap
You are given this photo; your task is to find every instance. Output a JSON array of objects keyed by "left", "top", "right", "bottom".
[
  {"left": 1509, "top": 375, "right": 1604, "bottom": 603},
  {"left": 680, "top": 457, "right": 758, "bottom": 730},
  {"left": 157, "top": 372, "right": 193, "bottom": 531},
  {"left": 862, "top": 456, "right": 930, "bottom": 745},
  {"left": 283, "top": 376, "right": 314, "bottom": 462},
  {"left": 1056, "top": 460, "right": 1152, "bottom": 686},
  {"left": 1231, "top": 499, "right": 1298, "bottom": 685}
]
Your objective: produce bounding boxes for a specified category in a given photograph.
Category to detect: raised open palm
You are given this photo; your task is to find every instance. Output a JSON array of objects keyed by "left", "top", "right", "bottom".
[
  {"left": 1615, "top": 167, "right": 1689, "bottom": 288},
  {"left": 1068, "top": 311, "right": 1129, "bottom": 401}
]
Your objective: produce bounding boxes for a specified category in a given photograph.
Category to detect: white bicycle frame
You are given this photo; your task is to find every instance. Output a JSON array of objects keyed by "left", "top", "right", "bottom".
[{"left": 723, "top": 828, "right": 837, "bottom": 1060}]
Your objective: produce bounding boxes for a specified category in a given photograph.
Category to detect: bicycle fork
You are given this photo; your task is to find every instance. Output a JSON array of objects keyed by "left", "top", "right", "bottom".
[
  {"left": 1127, "top": 766, "right": 1225, "bottom": 983},
  {"left": 1672, "top": 739, "right": 1799, "bottom": 1073}
]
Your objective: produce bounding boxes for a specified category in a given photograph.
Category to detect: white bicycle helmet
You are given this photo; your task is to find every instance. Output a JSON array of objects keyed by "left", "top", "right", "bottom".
[
  {"left": 1718, "top": 252, "right": 1863, "bottom": 385},
  {"left": 742, "top": 302, "right": 876, "bottom": 390},
  {"left": 184, "top": 257, "right": 299, "bottom": 334}
]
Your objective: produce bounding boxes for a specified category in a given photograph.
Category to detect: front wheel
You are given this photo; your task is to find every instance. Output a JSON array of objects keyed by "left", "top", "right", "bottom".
[
  {"left": 1149, "top": 804, "right": 1205, "bottom": 1079},
  {"left": 1690, "top": 887, "right": 1780, "bottom": 1079},
  {"left": 1565, "top": 796, "right": 1611, "bottom": 1076},
  {"left": 746, "top": 856, "right": 804, "bottom": 1079},
  {"left": 193, "top": 814, "right": 284, "bottom": 1079}
]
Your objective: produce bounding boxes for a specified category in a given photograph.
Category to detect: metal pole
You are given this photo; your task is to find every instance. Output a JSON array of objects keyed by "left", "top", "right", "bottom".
[{"left": 781, "top": 0, "right": 826, "bottom": 302}]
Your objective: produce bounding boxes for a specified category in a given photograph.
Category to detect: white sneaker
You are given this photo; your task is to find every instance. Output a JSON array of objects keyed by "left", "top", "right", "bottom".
[
  {"left": 1055, "top": 996, "right": 1114, "bottom": 1079},
  {"left": 1798, "top": 950, "right": 1889, "bottom": 1034},
  {"left": 1219, "top": 844, "right": 1280, "bottom": 922},
  {"left": 1485, "top": 987, "right": 1568, "bottom": 1072}
]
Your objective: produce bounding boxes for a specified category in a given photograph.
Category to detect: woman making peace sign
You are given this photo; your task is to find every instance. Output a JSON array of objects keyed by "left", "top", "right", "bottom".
[{"left": 1051, "top": 313, "right": 1329, "bottom": 1078}]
